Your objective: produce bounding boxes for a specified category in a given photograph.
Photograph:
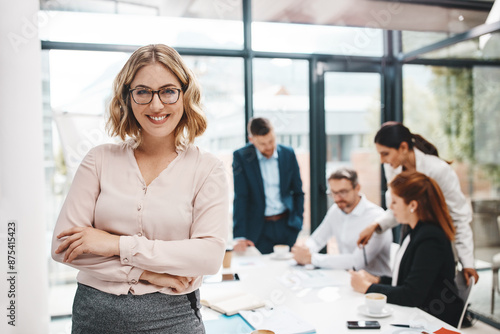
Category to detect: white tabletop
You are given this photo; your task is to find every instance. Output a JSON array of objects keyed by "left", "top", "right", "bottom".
[{"left": 200, "top": 248, "right": 461, "bottom": 334}]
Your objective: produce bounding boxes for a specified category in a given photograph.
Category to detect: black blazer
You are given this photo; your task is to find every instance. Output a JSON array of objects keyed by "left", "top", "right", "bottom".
[
  {"left": 367, "top": 222, "right": 464, "bottom": 327},
  {"left": 232, "top": 143, "right": 304, "bottom": 243}
]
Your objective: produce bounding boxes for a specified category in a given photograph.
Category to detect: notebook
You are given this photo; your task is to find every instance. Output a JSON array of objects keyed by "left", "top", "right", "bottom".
[{"left": 201, "top": 290, "right": 266, "bottom": 316}]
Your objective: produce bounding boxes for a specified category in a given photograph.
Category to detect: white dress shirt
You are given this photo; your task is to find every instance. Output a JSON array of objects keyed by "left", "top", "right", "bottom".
[
  {"left": 256, "top": 148, "right": 287, "bottom": 216},
  {"left": 306, "top": 195, "right": 392, "bottom": 277},
  {"left": 376, "top": 148, "right": 475, "bottom": 268}
]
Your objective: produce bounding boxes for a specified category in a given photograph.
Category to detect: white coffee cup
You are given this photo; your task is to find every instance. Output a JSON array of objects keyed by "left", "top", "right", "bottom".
[
  {"left": 273, "top": 244, "right": 290, "bottom": 258},
  {"left": 365, "top": 293, "right": 387, "bottom": 314}
]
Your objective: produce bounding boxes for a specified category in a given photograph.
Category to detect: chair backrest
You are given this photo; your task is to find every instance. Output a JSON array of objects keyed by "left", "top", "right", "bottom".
[{"left": 455, "top": 272, "right": 475, "bottom": 330}]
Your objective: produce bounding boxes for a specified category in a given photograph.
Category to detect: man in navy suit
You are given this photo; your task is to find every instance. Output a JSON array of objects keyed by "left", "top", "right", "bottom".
[{"left": 232, "top": 117, "right": 304, "bottom": 254}]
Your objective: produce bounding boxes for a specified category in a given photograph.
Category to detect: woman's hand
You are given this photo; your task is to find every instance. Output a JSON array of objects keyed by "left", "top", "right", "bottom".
[
  {"left": 55, "top": 227, "right": 120, "bottom": 263},
  {"left": 357, "top": 223, "right": 379, "bottom": 246},
  {"left": 463, "top": 267, "right": 479, "bottom": 285},
  {"left": 350, "top": 269, "right": 380, "bottom": 293},
  {"left": 140, "top": 271, "right": 194, "bottom": 293}
]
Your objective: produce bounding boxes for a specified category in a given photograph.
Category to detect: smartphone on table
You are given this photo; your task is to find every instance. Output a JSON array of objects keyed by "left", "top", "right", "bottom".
[{"left": 347, "top": 320, "right": 380, "bottom": 329}]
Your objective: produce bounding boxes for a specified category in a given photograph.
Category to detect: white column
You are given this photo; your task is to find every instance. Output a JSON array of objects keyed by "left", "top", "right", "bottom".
[{"left": 0, "top": 0, "right": 49, "bottom": 333}]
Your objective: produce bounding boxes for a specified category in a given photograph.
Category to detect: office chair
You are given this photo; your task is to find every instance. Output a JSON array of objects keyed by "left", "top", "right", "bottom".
[{"left": 455, "top": 271, "right": 475, "bottom": 330}]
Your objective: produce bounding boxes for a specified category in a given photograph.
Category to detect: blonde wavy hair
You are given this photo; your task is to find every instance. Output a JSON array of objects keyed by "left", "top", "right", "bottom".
[{"left": 107, "top": 44, "right": 206, "bottom": 148}]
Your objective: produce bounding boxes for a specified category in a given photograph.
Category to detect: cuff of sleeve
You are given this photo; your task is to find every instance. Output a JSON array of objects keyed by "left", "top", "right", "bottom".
[
  {"left": 128, "top": 267, "right": 143, "bottom": 285},
  {"left": 460, "top": 259, "right": 475, "bottom": 269},
  {"left": 310, "top": 253, "right": 322, "bottom": 267},
  {"left": 376, "top": 212, "right": 397, "bottom": 233},
  {"left": 120, "top": 236, "right": 135, "bottom": 266}
]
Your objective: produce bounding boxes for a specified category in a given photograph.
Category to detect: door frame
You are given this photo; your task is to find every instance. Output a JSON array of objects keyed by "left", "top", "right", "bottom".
[{"left": 309, "top": 59, "right": 392, "bottom": 232}]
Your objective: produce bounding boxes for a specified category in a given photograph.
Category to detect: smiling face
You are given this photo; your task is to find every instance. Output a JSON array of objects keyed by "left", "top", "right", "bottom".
[{"left": 129, "top": 63, "right": 184, "bottom": 143}]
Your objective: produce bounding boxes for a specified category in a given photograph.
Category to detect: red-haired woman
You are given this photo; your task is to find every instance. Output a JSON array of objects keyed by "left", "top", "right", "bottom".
[
  {"left": 351, "top": 171, "right": 464, "bottom": 327},
  {"left": 357, "top": 121, "right": 478, "bottom": 285}
]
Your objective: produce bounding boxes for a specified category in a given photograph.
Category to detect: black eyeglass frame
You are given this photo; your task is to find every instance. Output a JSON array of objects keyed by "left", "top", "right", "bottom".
[{"left": 129, "top": 87, "right": 182, "bottom": 105}]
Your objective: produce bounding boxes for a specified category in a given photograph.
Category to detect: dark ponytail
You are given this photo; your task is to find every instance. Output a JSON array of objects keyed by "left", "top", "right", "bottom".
[{"left": 374, "top": 121, "right": 439, "bottom": 158}]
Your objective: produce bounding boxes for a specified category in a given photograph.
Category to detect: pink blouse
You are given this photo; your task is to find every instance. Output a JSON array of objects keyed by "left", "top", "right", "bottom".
[{"left": 51, "top": 141, "right": 229, "bottom": 296}]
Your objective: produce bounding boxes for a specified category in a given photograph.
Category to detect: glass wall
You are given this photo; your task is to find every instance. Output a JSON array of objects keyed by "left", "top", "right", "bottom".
[
  {"left": 40, "top": 0, "right": 500, "bottom": 323},
  {"left": 252, "top": 22, "right": 384, "bottom": 56},
  {"left": 403, "top": 64, "right": 500, "bottom": 256},
  {"left": 252, "top": 58, "right": 311, "bottom": 234},
  {"left": 324, "top": 72, "right": 381, "bottom": 206},
  {"left": 39, "top": 2, "right": 243, "bottom": 49},
  {"left": 418, "top": 32, "right": 500, "bottom": 61}
]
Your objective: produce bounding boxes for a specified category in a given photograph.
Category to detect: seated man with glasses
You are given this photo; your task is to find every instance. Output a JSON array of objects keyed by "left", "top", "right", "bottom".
[{"left": 292, "top": 168, "right": 392, "bottom": 276}]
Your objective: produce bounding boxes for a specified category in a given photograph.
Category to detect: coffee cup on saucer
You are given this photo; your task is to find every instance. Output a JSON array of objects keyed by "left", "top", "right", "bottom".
[
  {"left": 365, "top": 293, "right": 387, "bottom": 314},
  {"left": 273, "top": 244, "right": 290, "bottom": 258}
]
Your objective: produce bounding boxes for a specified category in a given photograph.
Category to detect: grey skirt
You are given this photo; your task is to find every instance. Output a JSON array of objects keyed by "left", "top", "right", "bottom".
[{"left": 72, "top": 283, "right": 205, "bottom": 334}]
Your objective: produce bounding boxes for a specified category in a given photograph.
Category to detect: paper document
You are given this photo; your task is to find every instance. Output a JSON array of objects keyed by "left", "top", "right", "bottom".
[
  {"left": 279, "top": 268, "right": 346, "bottom": 289},
  {"left": 239, "top": 306, "right": 315, "bottom": 334}
]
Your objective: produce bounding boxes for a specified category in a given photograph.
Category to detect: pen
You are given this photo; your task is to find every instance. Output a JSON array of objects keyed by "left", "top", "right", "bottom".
[
  {"left": 362, "top": 245, "right": 368, "bottom": 266},
  {"left": 390, "top": 324, "right": 424, "bottom": 328}
]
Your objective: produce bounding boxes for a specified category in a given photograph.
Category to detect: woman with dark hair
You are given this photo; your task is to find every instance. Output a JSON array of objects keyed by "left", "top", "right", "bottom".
[
  {"left": 357, "top": 122, "right": 478, "bottom": 284},
  {"left": 52, "top": 44, "right": 228, "bottom": 333},
  {"left": 351, "top": 171, "right": 464, "bottom": 327}
]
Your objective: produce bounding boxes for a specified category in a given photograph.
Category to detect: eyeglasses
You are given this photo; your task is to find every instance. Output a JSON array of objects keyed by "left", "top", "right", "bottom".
[
  {"left": 129, "top": 87, "right": 181, "bottom": 105},
  {"left": 327, "top": 189, "right": 353, "bottom": 198}
]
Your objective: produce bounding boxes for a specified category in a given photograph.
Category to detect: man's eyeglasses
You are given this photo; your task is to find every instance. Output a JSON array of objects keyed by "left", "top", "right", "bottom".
[
  {"left": 129, "top": 87, "right": 181, "bottom": 105},
  {"left": 327, "top": 189, "right": 353, "bottom": 198}
]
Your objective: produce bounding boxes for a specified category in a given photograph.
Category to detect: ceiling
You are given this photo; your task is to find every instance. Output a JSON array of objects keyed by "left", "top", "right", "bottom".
[
  {"left": 251, "top": 0, "right": 492, "bottom": 33},
  {"left": 40, "top": 0, "right": 495, "bottom": 33}
]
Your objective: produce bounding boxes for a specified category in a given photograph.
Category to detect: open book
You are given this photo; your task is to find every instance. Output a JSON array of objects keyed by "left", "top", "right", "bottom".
[{"left": 200, "top": 290, "right": 266, "bottom": 316}]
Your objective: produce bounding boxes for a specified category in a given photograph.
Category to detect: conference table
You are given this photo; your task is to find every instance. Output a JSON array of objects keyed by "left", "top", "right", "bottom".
[{"left": 200, "top": 247, "right": 462, "bottom": 334}]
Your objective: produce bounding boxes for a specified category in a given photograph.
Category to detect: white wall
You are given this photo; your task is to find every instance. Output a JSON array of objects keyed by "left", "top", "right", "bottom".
[{"left": 0, "top": 0, "right": 49, "bottom": 333}]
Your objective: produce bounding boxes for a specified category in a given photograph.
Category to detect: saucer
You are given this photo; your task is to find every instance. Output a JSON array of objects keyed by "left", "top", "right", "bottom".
[
  {"left": 357, "top": 304, "right": 393, "bottom": 318},
  {"left": 270, "top": 252, "right": 294, "bottom": 260}
]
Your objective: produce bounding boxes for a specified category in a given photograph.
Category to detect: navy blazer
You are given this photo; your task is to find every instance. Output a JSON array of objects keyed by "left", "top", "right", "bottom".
[
  {"left": 232, "top": 143, "right": 304, "bottom": 243},
  {"left": 367, "top": 222, "right": 464, "bottom": 327}
]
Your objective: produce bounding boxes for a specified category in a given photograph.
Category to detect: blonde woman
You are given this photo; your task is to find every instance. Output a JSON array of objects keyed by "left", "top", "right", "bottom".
[{"left": 52, "top": 44, "right": 228, "bottom": 333}]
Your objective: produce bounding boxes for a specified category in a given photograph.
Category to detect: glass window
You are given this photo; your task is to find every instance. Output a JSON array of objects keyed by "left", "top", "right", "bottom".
[
  {"left": 252, "top": 22, "right": 383, "bottom": 56},
  {"left": 252, "top": 58, "right": 311, "bottom": 234},
  {"left": 38, "top": 2, "right": 243, "bottom": 49},
  {"left": 401, "top": 31, "right": 453, "bottom": 53},
  {"left": 44, "top": 49, "right": 126, "bottom": 316},
  {"left": 324, "top": 72, "right": 382, "bottom": 206},
  {"left": 44, "top": 49, "right": 245, "bottom": 316},
  {"left": 403, "top": 65, "right": 500, "bottom": 252},
  {"left": 417, "top": 32, "right": 500, "bottom": 61},
  {"left": 40, "top": 0, "right": 243, "bottom": 19}
]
